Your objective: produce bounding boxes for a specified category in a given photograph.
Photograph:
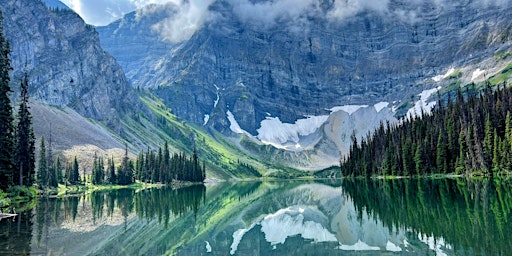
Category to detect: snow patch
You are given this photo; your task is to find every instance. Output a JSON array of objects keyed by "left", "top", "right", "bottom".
[
  {"left": 227, "top": 111, "right": 251, "bottom": 136},
  {"left": 406, "top": 87, "right": 441, "bottom": 119},
  {"left": 257, "top": 115, "right": 329, "bottom": 148},
  {"left": 374, "top": 102, "right": 389, "bottom": 113},
  {"left": 330, "top": 105, "right": 368, "bottom": 115},
  {"left": 418, "top": 233, "right": 449, "bottom": 256},
  {"left": 205, "top": 241, "right": 212, "bottom": 253},
  {"left": 260, "top": 206, "right": 338, "bottom": 246},
  {"left": 471, "top": 69, "right": 486, "bottom": 81},
  {"left": 203, "top": 114, "right": 210, "bottom": 126},
  {"left": 213, "top": 84, "right": 220, "bottom": 109},
  {"left": 432, "top": 67, "right": 455, "bottom": 82},
  {"left": 229, "top": 206, "right": 337, "bottom": 255},
  {"left": 386, "top": 241, "right": 402, "bottom": 252},
  {"left": 338, "top": 240, "right": 380, "bottom": 251},
  {"left": 230, "top": 223, "right": 258, "bottom": 255}
]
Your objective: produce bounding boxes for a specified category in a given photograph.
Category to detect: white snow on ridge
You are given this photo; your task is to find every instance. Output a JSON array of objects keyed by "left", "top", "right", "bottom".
[
  {"left": 386, "top": 241, "right": 402, "bottom": 252},
  {"left": 418, "top": 233, "right": 450, "bottom": 256},
  {"left": 338, "top": 240, "right": 380, "bottom": 251},
  {"left": 230, "top": 222, "right": 258, "bottom": 255},
  {"left": 213, "top": 84, "right": 220, "bottom": 109},
  {"left": 229, "top": 206, "right": 337, "bottom": 255},
  {"left": 471, "top": 68, "right": 486, "bottom": 81},
  {"left": 205, "top": 241, "right": 212, "bottom": 253},
  {"left": 432, "top": 67, "right": 455, "bottom": 82},
  {"left": 330, "top": 105, "right": 368, "bottom": 115},
  {"left": 256, "top": 115, "right": 329, "bottom": 147},
  {"left": 374, "top": 102, "right": 389, "bottom": 113},
  {"left": 260, "top": 206, "right": 338, "bottom": 246},
  {"left": 203, "top": 114, "right": 210, "bottom": 126},
  {"left": 406, "top": 87, "right": 441, "bottom": 119},
  {"left": 227, "top": 111, "right": 251, "bottom": 136}
]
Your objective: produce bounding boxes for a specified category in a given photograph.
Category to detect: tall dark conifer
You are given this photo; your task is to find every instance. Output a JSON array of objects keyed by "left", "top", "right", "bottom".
[
  {"left": 15, "top": 73, "right": 35, "bottom": 186},
  {"left": 37, "top": 137, "right": 48, "bottom": 188},
  {"left": 0, "top": 11, "right": 14, "bottom": 190}
]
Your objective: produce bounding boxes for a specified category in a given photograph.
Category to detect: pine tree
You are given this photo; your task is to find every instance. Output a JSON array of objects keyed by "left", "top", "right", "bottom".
[
  {"left": 107, "top": 157, "right": 116, "bottom": 184},
  {"left": 0, "top": 11, "right": 14, "bottom": 190},
  {"left": 15, "top": 73, "right": 35, "bottom": 186},
  {"left": 72, "top": 156, "right": 80, "bottom": 184},
  {"left": 37, "top": 137, "right": 48, "bottom": 189},
  {"left": 117, "top": 145, "right": 133, "bottom": 185},
  {"left": 52, "top": 156, "right": 62, "bottom": 186}
]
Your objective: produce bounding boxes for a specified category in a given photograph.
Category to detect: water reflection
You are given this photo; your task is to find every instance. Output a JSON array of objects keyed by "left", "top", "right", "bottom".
[
  {"left": 342, "top": 178, "right": 512, "bottom": 255},
  {"left": 1, "top": 179, "right": 512, "bottom": 255},
  {"left": 0, "top": 211, "right": 33, "bottom": 255}
]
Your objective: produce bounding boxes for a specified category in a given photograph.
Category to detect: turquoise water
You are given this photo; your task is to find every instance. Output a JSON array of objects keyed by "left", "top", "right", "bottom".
[{"left": 1, "top": 179, "right": 511, "bottom": 255}]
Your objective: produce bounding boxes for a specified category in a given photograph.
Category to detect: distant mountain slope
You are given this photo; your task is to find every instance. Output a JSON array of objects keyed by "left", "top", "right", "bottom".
[
  {"left": 98, "top": 0, "right": 512, "bottom": 169},
  {"left": 0, "top": 0, "right": 295, "bottom": 178},
  {"left": 42, "top": 0, "right": 69, "bottom": 10},
  {"left": 1, "top": 0, "right": 141, "bottom": 129}
]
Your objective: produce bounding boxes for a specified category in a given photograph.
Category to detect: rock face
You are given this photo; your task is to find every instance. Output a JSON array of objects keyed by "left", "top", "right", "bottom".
[
  {"left": 97, "top": 0, "right": 512, "bottom": 169},
  {"left": 1, "top": 0, "right": 141, "bottom": 129},
  {"left": 100, "top": 0, "right": 512, "bottom": 130}
]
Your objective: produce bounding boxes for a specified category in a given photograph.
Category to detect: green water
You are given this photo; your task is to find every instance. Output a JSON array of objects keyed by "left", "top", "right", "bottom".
[{"left": 1, "top": 178, "right": 512, "bottom": 255}]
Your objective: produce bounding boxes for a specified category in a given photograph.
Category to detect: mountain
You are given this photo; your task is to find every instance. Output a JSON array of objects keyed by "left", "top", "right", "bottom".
[
  {"left": 0, "top": 0, "right": 160, "bottom": 170},
  {"left": 42, "top": 0, "right": 69, "bottom": 10},
  {"left": 1, "top": 0, "right": 143, "bottom": 126},
  {"left": 98, "top": 0, "right": 512, "bottom": 169},
  {"left": 1, "top": 0, "right": 286, "bottom": 179}
]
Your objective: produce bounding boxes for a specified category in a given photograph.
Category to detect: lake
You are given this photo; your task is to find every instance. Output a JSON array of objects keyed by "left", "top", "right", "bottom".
[{"left": 1, "top": 178, "right": 512, "bottom": 255}]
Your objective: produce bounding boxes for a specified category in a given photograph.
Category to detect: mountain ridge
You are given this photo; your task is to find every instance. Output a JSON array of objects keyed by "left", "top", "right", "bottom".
[{"left": 98, "top": 0, "right": 512, "bottom": 169}]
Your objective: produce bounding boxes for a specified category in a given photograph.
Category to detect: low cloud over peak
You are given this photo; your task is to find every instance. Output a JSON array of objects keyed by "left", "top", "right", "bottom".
[{"left": 62, "top": 0, "right": 511, "bottom": 42}]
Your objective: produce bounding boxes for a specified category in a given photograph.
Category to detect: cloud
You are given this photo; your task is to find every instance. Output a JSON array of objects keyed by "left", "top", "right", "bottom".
[
  {"left": 146, "top": 0, "right": 215, "bottom": 43},
  {"left": 229, "top": 0, "right": 320, "bottom": 27},
  {"left": 328, "top": 0, "right": 390, "bottom": 20},
  {"left": 227, "top": 0, "right": 394, "bottom": 27}
]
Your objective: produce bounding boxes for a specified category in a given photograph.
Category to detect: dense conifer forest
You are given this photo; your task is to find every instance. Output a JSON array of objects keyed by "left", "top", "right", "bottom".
[
  {"left": 134, "top": 143, "right": 206, "bottom": 183},
  {"left": 341, "top": 83, "right": 512, "bottom": 177}
]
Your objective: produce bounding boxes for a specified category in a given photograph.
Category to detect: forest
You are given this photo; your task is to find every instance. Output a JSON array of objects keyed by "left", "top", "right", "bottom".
[
  {"left": 37, "top": 142, "right": 206, "bottom": 189},
  {"left": 342, "top": 178, "right": 512, "bottom": 255},
  {"left": 341, "top": 83, "right": 512, "bottom": 177}
]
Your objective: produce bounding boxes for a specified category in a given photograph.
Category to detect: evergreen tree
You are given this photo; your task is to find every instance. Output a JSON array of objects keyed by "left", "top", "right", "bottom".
[
  {"left": 15, "top": 73, "right": 36, "bottom": 186},
  {"left": 37, "top": 137, "right": 48, "bottom": 188},
  {"left": 117, "top": 145, "right": 133, "bottom": 185},
  {"left": 70, "top": 156, "right": 80, "bottom": 184},
  {"left": 52, "top": 156, "right": 62, "bottom": 186},
  {"left": 340, "top": 86, "right": 512, "bottom": 177},
  {"left": 107, "top": 157, "right": 116, "bottom": 184},
  {"left": 0, "top": 11, "right": 14, "bottom": 190}
]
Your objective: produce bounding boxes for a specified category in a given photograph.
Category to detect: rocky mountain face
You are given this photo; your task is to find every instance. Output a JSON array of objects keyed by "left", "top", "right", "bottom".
[
  {"left": 97, "top": 0, "right": 512, "bottom": 169},
  {"left": 1, "top": 0, "right": 141, "bottom": 130}
]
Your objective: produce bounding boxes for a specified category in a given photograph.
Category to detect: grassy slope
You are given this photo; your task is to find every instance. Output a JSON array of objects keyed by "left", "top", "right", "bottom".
[{"left": 129, "top": 92, "right": 298, "bottom": 179}]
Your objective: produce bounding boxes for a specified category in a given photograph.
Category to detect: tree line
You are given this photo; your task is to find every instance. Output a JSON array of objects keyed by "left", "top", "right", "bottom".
[
  {"left": 37, "top": 141, "right": 205, "bottom": 189},
  {"left": 0, "top": 12, "right": 36, "bottom": 190},
  {"left": 342, "top": 178, "right": 512, "bottom": 255},
  {"left": 341, "top": 83, "right": 512, "bottom": 177},
  {"left": 134, "top": 142, "right": 206, "bottom": 183}
]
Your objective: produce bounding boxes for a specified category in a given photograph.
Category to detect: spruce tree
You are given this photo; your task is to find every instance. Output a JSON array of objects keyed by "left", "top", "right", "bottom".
[
  {"left": 0, "top": 11, "right": 14, "bottom": 190},
  {"left": 15, "top": 73, "right": 35, "bottom": 186},
  {"left": 72, "top": 156, "right": 79, "bottom": 184},
  {"left": 107, "top": 157, "right": 116, "bottom": 184},
  {"left": 37, "top": 137, "right": 48, "bottom": 189}
]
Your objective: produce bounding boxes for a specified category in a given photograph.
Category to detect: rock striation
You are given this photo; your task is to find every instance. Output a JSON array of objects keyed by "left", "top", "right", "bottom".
[
  {"left": 100, "top": 0, "right": 512, "bottom": 132},
  {"left": 97, "top": 0, "right": 512, "bottom": 168},
  {"left": 1, "top": 0, "right": 142, "bottom": 130}
]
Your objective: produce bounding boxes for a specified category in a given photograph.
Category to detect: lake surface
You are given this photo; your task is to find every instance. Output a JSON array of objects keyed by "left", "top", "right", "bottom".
[{"left": 1, "top": 178, "right": 512, "bottom": 255}]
